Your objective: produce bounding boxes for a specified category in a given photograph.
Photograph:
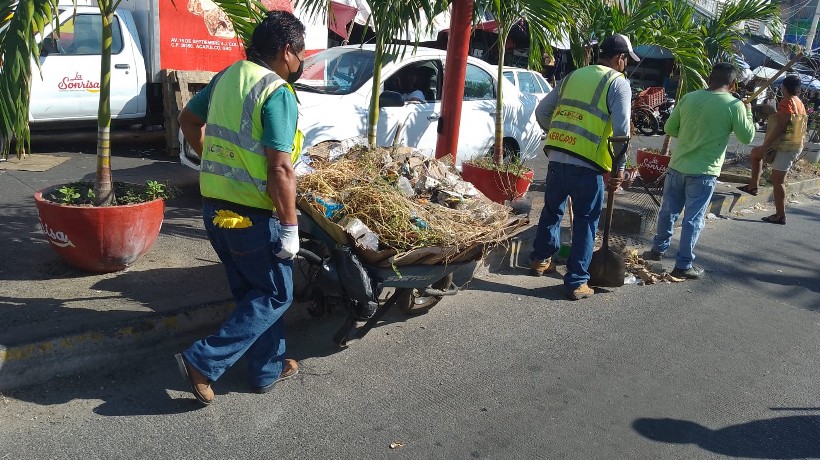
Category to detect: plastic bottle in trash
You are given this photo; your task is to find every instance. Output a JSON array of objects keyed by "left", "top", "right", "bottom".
[{"left": 397, "top": 176, "right": 415, "bottom": 198}]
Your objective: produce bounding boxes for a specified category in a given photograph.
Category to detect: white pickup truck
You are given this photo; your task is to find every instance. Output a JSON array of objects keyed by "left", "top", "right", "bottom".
[{"left": 25, "top": 0, "right": 326, "bottom": 126}]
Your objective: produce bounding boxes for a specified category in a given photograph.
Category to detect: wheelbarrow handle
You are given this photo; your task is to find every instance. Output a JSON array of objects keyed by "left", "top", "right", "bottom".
[{"left": 422, "top": 280, "right": 459, "bottom": 297}]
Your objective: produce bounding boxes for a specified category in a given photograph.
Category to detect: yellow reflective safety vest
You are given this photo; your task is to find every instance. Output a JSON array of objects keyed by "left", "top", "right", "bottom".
[
  {"left": 544, "top": 65, "right": 623, "bottom": 172},
  {"left": 200, "top": 60, "right": 303, "bottom": 211}
]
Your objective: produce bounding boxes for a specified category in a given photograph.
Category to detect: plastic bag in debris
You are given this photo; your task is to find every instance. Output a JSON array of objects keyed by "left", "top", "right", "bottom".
[
  {"left": 339, "top": 217, "right": 379, "bottom": 251},
  {"left": 329, "top": 136, "right": 368, "bottom": 161},
  {"left": 293, "top": 156, "right": 315, "bottom": 176},
  {"left": 623, "top": 273, "right": 641, "bottom": 285},
  {"left": 332, "top": 246, "right": 378, "bottom": 318}
]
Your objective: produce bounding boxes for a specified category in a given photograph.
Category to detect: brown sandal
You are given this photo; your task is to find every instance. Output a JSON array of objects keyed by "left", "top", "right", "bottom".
[
  {"left": 737, "top": 184, "right": 758, "bottom": 196},
  {"left": 762, "top": 214, "right": 786, "bottom": 225}
]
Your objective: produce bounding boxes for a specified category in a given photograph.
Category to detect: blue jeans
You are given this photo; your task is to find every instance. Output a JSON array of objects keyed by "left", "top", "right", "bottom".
[
  {"left": 183, "top": 201, "right": 294, "bottom": 388},
  {"left": 652, "top": 169, "right": 717, "bottom": 270},
  {"left": 531, "top": 162, "right": 605, "bottom": 290}
]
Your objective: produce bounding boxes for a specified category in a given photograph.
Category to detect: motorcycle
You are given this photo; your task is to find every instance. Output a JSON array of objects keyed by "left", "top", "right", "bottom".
[
  {"left": 655, "top": 97, "right": 676, "bottom": 134},
  {"left": 631, "top": 103, "right": 660, "bottom": 136}
]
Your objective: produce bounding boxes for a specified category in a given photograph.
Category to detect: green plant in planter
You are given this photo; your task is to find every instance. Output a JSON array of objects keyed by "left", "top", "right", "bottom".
[
  {"left": 47, "top": 181, "right": 178, "bottom": 206},
  {"left": 465, "top": 155, "right": 532, "bottom": 178},
  {"left": 2, "top": 1, "right": 262, "bottom": 272}
]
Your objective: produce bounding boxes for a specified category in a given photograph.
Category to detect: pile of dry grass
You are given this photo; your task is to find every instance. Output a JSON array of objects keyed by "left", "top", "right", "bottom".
[{"left": 297, "top": 147, "right": 515, "bottom": 251}]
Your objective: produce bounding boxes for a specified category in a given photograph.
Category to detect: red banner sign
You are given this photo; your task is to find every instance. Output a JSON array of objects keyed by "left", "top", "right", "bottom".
[{"left": 157, "top": 1, "right": 296, "bottom": 72}]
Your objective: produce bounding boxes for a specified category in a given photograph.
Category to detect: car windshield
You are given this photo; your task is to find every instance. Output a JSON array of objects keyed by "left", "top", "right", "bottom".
[{"left": 296, "top": 48, "right": 376, "bottom": 95}]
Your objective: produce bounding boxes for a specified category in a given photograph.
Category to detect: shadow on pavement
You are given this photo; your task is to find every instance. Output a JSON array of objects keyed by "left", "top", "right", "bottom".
[
  {"left": 632, "top": 416, "right": 820, "bottom": 459},
  {"left": 466, "top": 277, "right": 569, "bottom": 301}
]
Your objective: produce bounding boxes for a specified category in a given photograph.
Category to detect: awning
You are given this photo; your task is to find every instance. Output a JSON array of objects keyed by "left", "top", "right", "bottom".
[
  {"left": 261, "top": 0, "right": 293, "bottom": 12},
  {"left": 329, "top": 0, "right": 359, "bottom": 38},
  {"left": 751, "top": 66, "right": 779, "bottom": 79},
  {"left": 750, "top": 43, "right": 789, "bottom": 67},
  {"left": 634, "top": 44, "right": 673, "bottom": 59}
]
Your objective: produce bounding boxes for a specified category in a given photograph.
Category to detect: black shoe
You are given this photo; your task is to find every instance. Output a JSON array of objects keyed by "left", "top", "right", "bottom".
[
  {"left": 670, "top": 266, "right": 704, "bottom": 279},
  {"left": 642, "top": 249, "right": 664, "bottom": 261}
]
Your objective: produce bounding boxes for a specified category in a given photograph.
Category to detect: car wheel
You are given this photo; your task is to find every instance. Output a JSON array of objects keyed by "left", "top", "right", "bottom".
[{"left": 502, "top": 138, "right": 521, "bottom": 163}]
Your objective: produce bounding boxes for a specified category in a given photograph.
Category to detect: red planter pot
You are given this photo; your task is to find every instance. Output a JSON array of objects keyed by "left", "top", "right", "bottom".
[
  {"left": 461, "top": 162, "right": 535, "bottom": 204},
  {"left": 34, "top": 187, "right": 165, "bottom": 273},
  {"left": 636, "top": 149, "right": 671, "bottom": 185}
]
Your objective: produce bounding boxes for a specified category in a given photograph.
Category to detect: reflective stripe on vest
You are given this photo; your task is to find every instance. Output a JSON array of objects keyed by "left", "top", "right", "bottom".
[
  {"left": 199, "top": 61, "right": 301, "bottom": 210},
  {"left": 545, "top": 65, "right": 622, "bottom": 172}
]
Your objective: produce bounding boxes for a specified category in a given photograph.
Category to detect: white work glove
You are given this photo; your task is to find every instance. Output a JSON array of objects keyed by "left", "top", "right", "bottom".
[{"left": 275, "top": 224, "right": 299, "bottom": 260}]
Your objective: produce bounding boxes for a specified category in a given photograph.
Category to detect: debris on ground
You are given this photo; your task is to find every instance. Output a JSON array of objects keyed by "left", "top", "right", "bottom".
[
  {"left": 389, "top": 442, "right": 405, "bottom": 449},
  {"left": 622, "top": 249, "right": 686, "bottom": 285},
  {"left": 706, "top": 213, "right": 718, "bottom": 219}
]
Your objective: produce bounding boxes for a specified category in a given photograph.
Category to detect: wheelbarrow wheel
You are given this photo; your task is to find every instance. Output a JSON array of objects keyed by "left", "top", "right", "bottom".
[{"left": 397, "top": 273, "right": 453, "bottom": 316}]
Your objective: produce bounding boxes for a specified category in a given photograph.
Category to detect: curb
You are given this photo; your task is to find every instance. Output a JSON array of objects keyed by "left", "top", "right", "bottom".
[
  {"left": 2, "top": 179, "right": 817, "bottom": 391},
  {"left": 0, "top": 301, "right": 235, "bottom": 392},
  {"left": 709, "top": 178, "right": 820, "bottom": 216}
]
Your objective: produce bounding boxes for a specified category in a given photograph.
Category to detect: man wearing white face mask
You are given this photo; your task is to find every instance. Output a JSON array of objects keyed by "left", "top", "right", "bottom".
[{"left": 175, "top": 11, "right": 306, "bottom": 406}]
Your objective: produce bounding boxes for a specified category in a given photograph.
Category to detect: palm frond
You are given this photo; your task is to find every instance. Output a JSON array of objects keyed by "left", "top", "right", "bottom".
[{"left": 0, "top": 0, "right": 63, "bottom": 159}]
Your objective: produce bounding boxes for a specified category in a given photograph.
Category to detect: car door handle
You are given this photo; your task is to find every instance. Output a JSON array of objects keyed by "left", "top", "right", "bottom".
[
  {"left": 427, "top": 114, "right": 440, "bottom": 121},
  {"left": 114, "top": 64, "right": 130, "bottom": 69}
]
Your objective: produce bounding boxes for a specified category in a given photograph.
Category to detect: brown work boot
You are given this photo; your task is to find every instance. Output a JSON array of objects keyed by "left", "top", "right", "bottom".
[
  {"left": 529, "top": 258, "right": 556, "bottom": 276},
  {"left": 566, "top": 284, "right": 594, "bottom": 301},
  {"left": 253, "top": 359, "right": 300, "bottom": 394},
  {"left": 175, "top": 353, "right": 215, "bottom": 406}
]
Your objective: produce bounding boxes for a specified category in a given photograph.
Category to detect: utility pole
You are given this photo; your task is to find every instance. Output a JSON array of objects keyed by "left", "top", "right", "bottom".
[{"left": 805, "top": 0, "right": 820, "bottom": 55}]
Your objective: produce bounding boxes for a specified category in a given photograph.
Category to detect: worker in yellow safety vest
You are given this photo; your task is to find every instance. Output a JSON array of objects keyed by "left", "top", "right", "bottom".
[
  {"left": 529, "top": 34, "right": 637, "bottom": 301},
  {"left": 175, "top": 11, "right": 305, "bottom": 406}
]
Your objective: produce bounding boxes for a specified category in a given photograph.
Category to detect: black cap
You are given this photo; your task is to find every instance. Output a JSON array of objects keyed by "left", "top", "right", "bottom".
[{"left": 600, "top": 34, "right": 640, "bottom": 62}]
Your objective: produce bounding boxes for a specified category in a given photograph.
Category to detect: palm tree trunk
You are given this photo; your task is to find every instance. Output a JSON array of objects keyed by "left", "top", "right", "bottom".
[
  {"left": 367, "top": 35, "right": 385, "bottom": 149},
  {"left": 493, "top": 39, "right": 506, "bottom": 164},
  {"left": 93, "top": 6, "right": 115, "bottom": 206},
  {"left": 661, "top": 134, "right": 672, "bottom": 155}
]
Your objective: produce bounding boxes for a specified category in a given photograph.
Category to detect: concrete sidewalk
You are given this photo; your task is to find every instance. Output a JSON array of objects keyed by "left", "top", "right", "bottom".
[{"left": 1, "top": 134, "right": 817, "bottom": 391}]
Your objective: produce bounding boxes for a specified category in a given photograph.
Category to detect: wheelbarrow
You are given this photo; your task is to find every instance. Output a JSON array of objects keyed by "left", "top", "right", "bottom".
[{"left": 295, "top": 210, "right": 480, "bottom": 347}]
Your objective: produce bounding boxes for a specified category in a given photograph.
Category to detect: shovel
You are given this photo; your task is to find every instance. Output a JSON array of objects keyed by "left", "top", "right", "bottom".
[
  {"left": 588, "top": 188, "right": 626, "bottom": 287},
  {"left": 588, "top": 136, "right": 629, "bottom": 287}
]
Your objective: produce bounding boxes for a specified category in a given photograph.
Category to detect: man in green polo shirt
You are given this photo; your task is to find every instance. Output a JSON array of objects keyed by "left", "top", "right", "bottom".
[
  {"left": 643, "top": 63, "right": 755, "bottom": 279},
  {"left": 175, "top": 11, "right": 305, "bottom": 406}
]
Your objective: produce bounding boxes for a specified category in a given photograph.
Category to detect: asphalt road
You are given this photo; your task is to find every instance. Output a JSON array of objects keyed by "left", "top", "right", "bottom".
[{"left": 1, "top": 164, "right": 817, "bottom": 458}]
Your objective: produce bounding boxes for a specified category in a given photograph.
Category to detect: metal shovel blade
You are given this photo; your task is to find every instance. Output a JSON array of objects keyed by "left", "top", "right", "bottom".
[
  {"left": 588, "top": 245, "right": 626, "bottom": 287},
  {"left": 588, "top": 189, "right": 625, "bottom": 287}
]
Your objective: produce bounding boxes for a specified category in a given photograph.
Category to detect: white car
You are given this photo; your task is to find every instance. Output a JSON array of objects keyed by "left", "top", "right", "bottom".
[
  {"left": 181, "top": 45, "right": 543, "bottom": 169},
  {"left": 503, "top": 66, "right": 553, "bottom": 102}
]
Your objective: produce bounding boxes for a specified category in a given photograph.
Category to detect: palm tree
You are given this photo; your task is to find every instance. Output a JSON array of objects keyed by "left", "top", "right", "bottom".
[
  {"left": 563, "top": 0, "right": 780, "bottom": 153},
  {"left": 0, "top": 0, "right": 62, "bottom": 160},
  {"left": 0, "top": 0, "right": 263, "bottom": 203},
  {"left": 298, "top": 0, "right": 450, "bottom": 149},
  {"left": 700, "top": 0, "right": 781, "bottom": 65},
  {"left": 474, "top": 0, "right": 567, "bottom": 164}
]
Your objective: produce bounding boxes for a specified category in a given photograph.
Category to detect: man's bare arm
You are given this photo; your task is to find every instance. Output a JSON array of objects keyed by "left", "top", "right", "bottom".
[
  {"left": 178, "top": 108, "right": 206, "bottom": 157},
  {"left": 266, "top": 148, "right": 297, "bottom": 225}
]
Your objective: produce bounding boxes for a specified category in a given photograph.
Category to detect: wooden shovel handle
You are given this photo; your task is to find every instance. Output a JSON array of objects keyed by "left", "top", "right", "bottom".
[
  {"left": 601, "top": 188, "right": 615, "bottom": 250},
  {"left": 744, "top": 52, "right": 803, "bottom": 104}
]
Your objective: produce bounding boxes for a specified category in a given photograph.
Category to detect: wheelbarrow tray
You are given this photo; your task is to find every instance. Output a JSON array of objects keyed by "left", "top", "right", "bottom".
[{"left": 297, "top": 196, "right": 529, "bottom": 268}]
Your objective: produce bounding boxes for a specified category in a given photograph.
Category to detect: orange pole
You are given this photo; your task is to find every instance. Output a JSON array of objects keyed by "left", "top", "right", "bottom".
[{"left": 435, "top": 0, "right": 473, "bottom": 160}]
